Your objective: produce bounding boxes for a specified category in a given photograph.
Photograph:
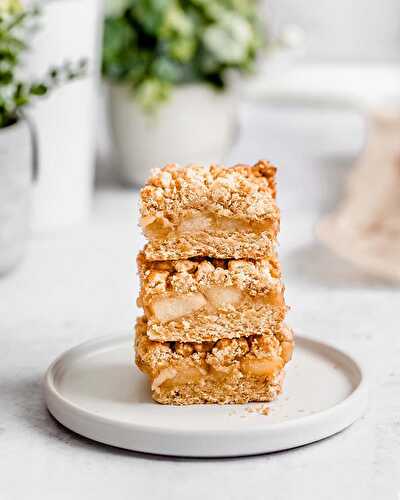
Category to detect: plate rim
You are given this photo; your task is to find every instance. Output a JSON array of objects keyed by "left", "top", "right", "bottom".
[{"left": 44, "top": 333, "right": 368, "bottom": 437}]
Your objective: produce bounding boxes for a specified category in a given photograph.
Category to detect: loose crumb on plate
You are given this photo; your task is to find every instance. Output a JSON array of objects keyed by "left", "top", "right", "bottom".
[{"left": 245, "top": 404, "right": 270, "bottom": 416}]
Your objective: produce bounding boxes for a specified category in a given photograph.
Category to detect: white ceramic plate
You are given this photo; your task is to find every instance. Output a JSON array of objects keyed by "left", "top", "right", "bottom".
[{"left": 44, "top": 334, "right": 368, "bottom": 457}]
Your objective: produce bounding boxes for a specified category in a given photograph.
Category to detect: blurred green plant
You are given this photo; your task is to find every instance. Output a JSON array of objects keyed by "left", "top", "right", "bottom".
[
  {"left": 0, "top": 0, "right": 87, "bottom": 128},
  {"left": 102, "top": 0, "right": 264, "bottom": 111}
]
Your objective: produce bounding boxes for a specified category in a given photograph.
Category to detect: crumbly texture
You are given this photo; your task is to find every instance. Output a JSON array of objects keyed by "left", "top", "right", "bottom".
[
  {"left": 143, "top": 229, "right": 277, "bottom": 261},
  {"left": 246, "top": 404, "right": 270, "bottom": 415},
  {"left": 137, "top": 252, "right": 286, "bottom": 342},
  {"left": 135, "top": 316, "right": 294, "bottom": 405},
  {"left": 260, "top": 405, "right": 270, "bottom": 415},
  {"left": 137, "top": 252, "right": 282, "bottom": 304},
  {"left": 147, "top": 377, "right": 284, "bottom": 405},
  {"left": 140, "top": 160, "right": 278, "bottom": 224},
  {"left": 140, "top": 160, "right": 279, "bottom": 260}
]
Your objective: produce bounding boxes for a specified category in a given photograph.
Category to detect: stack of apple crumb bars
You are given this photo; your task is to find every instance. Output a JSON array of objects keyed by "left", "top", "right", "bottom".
[{"left": 135, "top": 160, "right": 294, "bottom": 405}]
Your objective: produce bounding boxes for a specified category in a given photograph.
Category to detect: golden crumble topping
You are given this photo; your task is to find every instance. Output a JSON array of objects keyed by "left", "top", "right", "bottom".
[
  {"left": 137, "top": 252, "right": 282, "bottom": 301},
  {"left": 140, "top": 160, "right": 279, "bottom": 226}
]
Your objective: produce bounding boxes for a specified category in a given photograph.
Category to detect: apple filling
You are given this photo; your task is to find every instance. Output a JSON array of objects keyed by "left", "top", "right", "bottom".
[
  {"left": 150, "top": 293, "right": 208, "bottom": 322},
  {"left": 240, "top": 356, "right": 283, "bottom": 378},
  {"left": 152, "top": 356, "right": 283, "bottom": 391},
  {"left": 148, "top": 286, "right": 283, "bottom": 322},
  {"left": 141, "top": 213, "right": 277, "bottom": 240},
  {"left": 149, "top": 286, "right": 245, "bottom": 322}
]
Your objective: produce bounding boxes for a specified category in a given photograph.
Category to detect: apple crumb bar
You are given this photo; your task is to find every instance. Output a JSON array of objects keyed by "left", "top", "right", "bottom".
[
  {"left": 140, "top": 160, "right": 279, "bottom": 260},
  {"left": 135, "top": 316, "right": 294, "bottom": 405},
  {"left": 137, "top": 252, "right": 287, "bottom": 342}
]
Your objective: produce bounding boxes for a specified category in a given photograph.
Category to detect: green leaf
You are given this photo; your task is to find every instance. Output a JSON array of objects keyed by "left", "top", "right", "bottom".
[
  {"left": 30, "top": 83, "right": 48, "bottom": 96},
  {"left": 152, "top": 56, "right": 183, "bottom": 82},
  {"left": 133, "top": 0, "right": 170, "bottom": 34},
  {"left": 135, "top": 77, "right": 171, "bottom": 111},
  {"left": 0, "top": 70, "right": 13, "bottom": 84}
]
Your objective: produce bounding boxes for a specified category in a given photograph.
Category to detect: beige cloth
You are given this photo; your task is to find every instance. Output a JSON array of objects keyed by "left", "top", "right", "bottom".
[{"left": 318, "top": 109, "right": 400, "bottom": 281}]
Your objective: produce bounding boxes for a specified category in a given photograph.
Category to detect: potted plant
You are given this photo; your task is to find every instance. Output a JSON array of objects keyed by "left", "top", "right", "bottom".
[
  {"left": 27, "top": 0, "right": 103, "bottom": 232},
  {"left": 0, "top": 1, "right": 86, "bottom": 275},
  {"left": 102, "top": 0, "right": 264, "bottom": 185}
]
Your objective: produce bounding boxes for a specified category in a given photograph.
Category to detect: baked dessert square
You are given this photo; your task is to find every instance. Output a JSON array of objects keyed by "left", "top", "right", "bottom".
[
  {"left": 137, "top": 252, "right": 287, "bottom": 342},
  {"left": 140, "top": 160, "right": 279, "bottom": 260},
  {"left": 135, "top": 316, "right": 294, "bottom": 405}
]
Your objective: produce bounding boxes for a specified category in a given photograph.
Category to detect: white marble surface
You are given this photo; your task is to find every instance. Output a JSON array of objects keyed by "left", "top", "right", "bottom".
[{"left": 1, "top": 104, "right": 399, "bottom": 500}]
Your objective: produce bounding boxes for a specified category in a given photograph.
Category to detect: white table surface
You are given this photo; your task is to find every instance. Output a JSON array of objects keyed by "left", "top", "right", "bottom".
[{"left": 1, "top": 103, "right": 399, "bottom": 500}]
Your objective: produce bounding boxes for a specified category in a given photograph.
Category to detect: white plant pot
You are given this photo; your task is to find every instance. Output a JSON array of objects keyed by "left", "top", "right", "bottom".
[
  {"left": 109, "top": 84, "right": 238, "bottom": 186},
  {"left": 25, "top": 0, "right": 103, "bottom": 232},
  {"left": 0, "top": 120, "right": 34, "bottom": 275}
]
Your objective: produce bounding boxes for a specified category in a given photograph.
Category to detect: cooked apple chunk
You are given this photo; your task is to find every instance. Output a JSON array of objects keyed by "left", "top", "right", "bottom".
[
  {"left": 202, "top": 286, "right": 243, "bottom": 308},
  {"left": 137, "top": 253, "right": 286, "bottom": 342},
  {"left": 150, "top": 293, "right": 208, "bottom": 322}
]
